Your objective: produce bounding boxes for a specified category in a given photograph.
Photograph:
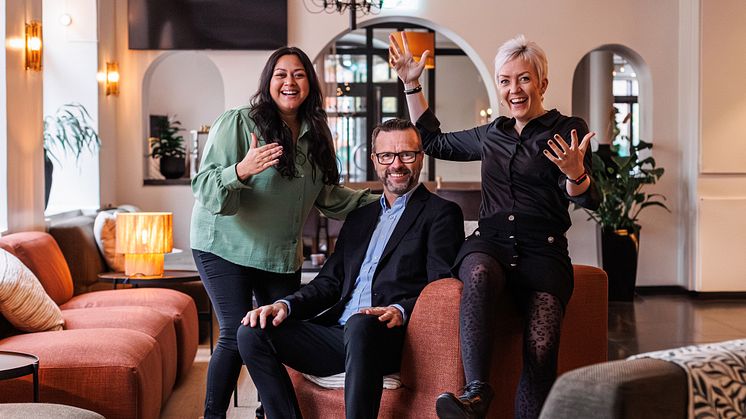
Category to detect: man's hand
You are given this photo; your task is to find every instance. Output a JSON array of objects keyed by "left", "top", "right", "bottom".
[
  {"left": 241, "top": 302, "right": 288, "bottom": 329},
  {"left": 360, "top": 306, "right": 403, "bottom": 328}
]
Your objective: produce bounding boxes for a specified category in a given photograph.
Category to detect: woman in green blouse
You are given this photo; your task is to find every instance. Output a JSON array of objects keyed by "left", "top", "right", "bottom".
[{"left": 191, "top": 47, "right": 374, "bottom": 419}]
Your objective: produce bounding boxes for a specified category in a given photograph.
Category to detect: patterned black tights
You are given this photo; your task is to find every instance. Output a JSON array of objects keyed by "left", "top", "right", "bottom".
[{"left": 457, "top": 252, "right": 564, "bottom": 419}]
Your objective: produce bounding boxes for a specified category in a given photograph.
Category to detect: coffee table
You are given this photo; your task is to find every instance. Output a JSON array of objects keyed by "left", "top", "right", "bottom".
[{"left": 0, "top": 351, "right": 39, "bottom": 402}]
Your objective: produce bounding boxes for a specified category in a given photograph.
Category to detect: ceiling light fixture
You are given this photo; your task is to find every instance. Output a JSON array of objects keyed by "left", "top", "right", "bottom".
[{"left": 303, "top": 0, "right": 384, "bottom": 30}]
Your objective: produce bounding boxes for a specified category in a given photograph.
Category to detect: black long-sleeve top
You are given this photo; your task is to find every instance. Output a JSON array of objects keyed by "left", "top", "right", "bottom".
[{"left": 416, "top": 108, "right": 600, "bottom": 234}]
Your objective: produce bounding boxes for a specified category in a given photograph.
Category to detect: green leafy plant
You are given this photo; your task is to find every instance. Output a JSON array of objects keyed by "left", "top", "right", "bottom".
[
  {"left": 149, "top": 116, "right": 186, "bottom": 159},
  {"left": 585, "top": 140, "right": 670, "bottom": 232},
  {"left": 43, "top": 103, "right": 101, "bottom": 164}
]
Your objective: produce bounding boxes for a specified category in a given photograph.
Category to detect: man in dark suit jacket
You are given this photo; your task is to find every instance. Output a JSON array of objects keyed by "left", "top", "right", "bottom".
[{"left": 237, "top": 118, "right": 464, "bottom": 419}]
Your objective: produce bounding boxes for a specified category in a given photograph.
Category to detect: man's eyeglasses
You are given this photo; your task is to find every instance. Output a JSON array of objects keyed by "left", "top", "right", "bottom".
[{"left": 373, "top": 150, "right": 422, "bottom": 165}]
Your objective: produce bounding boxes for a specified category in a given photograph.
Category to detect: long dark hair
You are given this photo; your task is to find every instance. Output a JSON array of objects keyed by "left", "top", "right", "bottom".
[{"left": 249, "top": 47, "right": 339, "bottom": 185}]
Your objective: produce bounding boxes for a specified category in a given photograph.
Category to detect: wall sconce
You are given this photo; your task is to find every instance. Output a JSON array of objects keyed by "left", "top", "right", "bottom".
[
  {"left": 105, "top": 62, "right": 120, "bottom": 96},
  {"left": 391, "top": 31, "right": 435, "bottom": 69},
  {"left": 25, "top": 20, "right": 42, "bottom": 71},
  {"left": 115, "top": 212, "right": 173, "bottom": 277}
]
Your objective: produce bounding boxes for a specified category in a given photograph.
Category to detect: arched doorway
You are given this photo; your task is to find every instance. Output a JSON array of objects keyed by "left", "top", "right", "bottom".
[{"left": 315, "top": 20, "right": 493, "bottom": 183}]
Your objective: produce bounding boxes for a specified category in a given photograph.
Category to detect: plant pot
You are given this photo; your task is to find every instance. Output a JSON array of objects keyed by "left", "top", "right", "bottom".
[
  {"left": 601, "top": 227, "right": 640, "bottom": 302},
  {"left": 159, "top": 156, "right": 185, "bottom": 179}
]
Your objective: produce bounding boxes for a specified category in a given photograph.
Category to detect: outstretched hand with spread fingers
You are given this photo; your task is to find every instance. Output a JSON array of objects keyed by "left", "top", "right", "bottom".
[
  {"left": 543, "top": 129, "right": 595, "bottom": 180},
  {"left": 388, "top": 32, "right": 430, "bottom": 85}
]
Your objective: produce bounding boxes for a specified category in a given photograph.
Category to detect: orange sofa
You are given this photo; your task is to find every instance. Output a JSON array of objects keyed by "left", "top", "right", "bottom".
[
  {"left": 0, "top": 231, "right": 199, "bottom": 419},
  {"left": 289, "top": 265, "right": 608, "bottom": 419}
]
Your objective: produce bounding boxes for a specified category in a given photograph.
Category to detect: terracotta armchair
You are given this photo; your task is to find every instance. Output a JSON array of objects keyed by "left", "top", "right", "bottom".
[{"left": 288, "top": 265, "right": 608, "bottom": 419}]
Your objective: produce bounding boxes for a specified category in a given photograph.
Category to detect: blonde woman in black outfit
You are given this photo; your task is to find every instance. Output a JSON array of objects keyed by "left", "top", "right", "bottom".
[{"left": 389, "top": 33, "right": 601, "bottom": 419}]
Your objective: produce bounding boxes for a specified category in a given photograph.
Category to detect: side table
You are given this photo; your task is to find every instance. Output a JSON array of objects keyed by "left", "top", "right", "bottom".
[
  {"left": 97, "top": 270, "right": 215, "bottom": 354},
  {"left": 0, "top": 350, "right": 39, "bottom": 402}
]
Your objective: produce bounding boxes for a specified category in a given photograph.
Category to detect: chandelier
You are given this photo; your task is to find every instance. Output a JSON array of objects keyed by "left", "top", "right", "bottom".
[{"left": 303, "top": 0, "right": 384, "bottom": 30}]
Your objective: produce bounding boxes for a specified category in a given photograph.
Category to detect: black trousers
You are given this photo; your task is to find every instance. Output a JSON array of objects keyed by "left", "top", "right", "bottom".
[
  {"left": 192, "top": 249, "right": 301, "bottom": 419},
  {"left": 237, "top": 313, "right": 406, "bottom": 419}
]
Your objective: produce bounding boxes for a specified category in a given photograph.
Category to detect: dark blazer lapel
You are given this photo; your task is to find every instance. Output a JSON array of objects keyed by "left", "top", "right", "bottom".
[{"left": 377, "top": 184, "right": 429, "bottom": 264}]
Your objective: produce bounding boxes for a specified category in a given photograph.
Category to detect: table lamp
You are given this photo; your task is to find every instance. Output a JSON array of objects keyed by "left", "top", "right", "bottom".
[
  {"left": 391, "top": 31, "right": 435, "bottom": 69},
  {"left": 115, "top": 212, "right": 173, "bottom": 277}
]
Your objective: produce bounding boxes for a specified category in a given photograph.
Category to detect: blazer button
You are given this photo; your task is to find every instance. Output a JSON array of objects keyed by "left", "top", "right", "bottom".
[
  {"left": 508, "top": 214, "right": 515, "bottom": 221},
  {"left": 547, "top": 236, "right": 555, "bottom": 244},
  {"left": 474, "top": 230, "right": 481, "bottom": 237}
]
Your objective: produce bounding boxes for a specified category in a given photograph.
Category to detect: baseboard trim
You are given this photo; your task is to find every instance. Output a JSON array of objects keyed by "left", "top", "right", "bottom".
[{"left": 635, "top": 286, "right": 746, "bottom": 299}]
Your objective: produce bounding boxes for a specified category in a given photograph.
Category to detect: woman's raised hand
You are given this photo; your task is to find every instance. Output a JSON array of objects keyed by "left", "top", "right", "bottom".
[
  {"left": 543, "top": 129, "right": 595, "bottom": 180},
  {"left": 235, "top": 133, "right": 283, "bottom": 181},
  {"left": 389, "top": 32, "right": 429, "bottom": 85}
]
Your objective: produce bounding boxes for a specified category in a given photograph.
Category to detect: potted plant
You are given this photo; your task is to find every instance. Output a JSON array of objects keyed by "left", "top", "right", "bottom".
[
  {"left": 584, "top": 139, "right": 669, "bottom": 301},
  {"left": 43, "top": 103, "right": 101, "bottom": 208},
  {"left": 149, "top": 116, "right": 186, "bottom": 179}
]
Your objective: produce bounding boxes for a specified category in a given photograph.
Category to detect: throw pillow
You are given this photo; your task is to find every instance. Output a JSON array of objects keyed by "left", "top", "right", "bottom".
[
  {"left": 93, "top": 210, "right": 125, "bottom": 272},
  {"left": 302, "top": 372, "right": 402, "bottom": 390},
  {"left": 0, "top": 249, "right": 65, "bottom": 332}
]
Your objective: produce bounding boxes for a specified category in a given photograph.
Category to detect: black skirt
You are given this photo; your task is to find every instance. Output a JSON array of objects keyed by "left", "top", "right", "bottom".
[{"left": 452, "top": 212, "right": 574, "bottom": 307}]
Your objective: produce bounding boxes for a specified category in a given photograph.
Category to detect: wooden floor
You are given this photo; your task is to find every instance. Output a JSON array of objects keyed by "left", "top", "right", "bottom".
[
  {"left": 608, "top": 294, "right": 746, "bottom": 360},
  {"left": 162, "top": 293, "right": 746, "bottom": 418}
]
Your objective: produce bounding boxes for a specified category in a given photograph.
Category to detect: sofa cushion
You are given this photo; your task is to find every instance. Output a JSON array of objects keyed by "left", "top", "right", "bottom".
[
  {"left": 62, "top": 306, "right": 178, "bottom": 404},
  {"left": 62, "top": 287, "right": 199, "bottom": 381},
  {"left": 0, "top": 403, "right": 105, "bottom": 419},
  {"left": 0, "top": 328, "right": 163, "bottom": 419},
  {"left": 0, "top": 249, "right": 64, "bottom": 332},
  {"left": 48, "top": 215, "right": 107, "bottom": 294},
  {"left": 0, "top": 232, "right": 74, "bottom": 305},
  {"left": 93, "top": 210, "right": 125, "bottom": 272}
]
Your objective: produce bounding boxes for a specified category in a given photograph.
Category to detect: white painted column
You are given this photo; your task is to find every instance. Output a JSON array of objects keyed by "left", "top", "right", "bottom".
[{"left": 588, "top": 50, "right": 614, "bottom": 144}]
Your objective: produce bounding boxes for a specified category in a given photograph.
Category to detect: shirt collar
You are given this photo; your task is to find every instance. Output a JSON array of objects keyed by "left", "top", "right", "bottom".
[
  {"left": 379, "top": 183, "right": 420, "bottom": 211},
  {"left": 499, "top": 108, "right": 560, "bottom": 130}
]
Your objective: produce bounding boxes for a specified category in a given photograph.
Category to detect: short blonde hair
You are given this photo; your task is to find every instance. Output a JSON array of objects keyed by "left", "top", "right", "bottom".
[{"left": 494, "top": 34, "right": 548, "bottom": 84}]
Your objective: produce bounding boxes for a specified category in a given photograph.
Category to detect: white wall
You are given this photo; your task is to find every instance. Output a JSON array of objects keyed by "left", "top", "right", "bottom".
[
  {"left": 0, "top": 0, "right": 7, "bottom": 233},
  {"left": 697, "top": 0, "right": 746, "bottom": 291},
  {"left": 434, "top": 55, "right": 485, "bottom": 182},
  {"left": 43, "top": 0, "right": 100, "bottom": 214},
  {"left": 106, "top": 0, "right": 684, "bottom": 287},
  {"left": 4, "top": 0, "right": 45, "bottom": 233}
]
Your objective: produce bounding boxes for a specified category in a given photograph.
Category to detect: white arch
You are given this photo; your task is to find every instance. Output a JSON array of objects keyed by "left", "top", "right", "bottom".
[
  {"left": 141, "top": 52, "right": 225, "bottom": 178},
  {"left": 573, "top": 44, "right": 653, "bottom": 145},
  {"left": 313, "top": 15, "right": 499, "bottom": 111}
]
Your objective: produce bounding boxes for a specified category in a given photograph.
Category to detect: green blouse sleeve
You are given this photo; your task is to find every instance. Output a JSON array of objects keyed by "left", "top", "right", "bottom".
[
  {"left": 315, "top": 184, "right": 379, "bottom": 220},
  {"left": 191, "top": 108, "right": 254, "bottom": 215}
]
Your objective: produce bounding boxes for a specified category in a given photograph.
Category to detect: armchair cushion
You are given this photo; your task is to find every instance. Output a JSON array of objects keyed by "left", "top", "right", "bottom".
[{"left": 0, "top": 249, "right": 64, "bottom": 332}]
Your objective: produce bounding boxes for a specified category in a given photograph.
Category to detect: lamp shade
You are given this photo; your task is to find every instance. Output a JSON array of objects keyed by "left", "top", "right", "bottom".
[
  {"left": 391, "top": 31, "right": 435, "bottom": 69},
  {"left": 115, "top": 212, "right": 173, "bottom": 277}
]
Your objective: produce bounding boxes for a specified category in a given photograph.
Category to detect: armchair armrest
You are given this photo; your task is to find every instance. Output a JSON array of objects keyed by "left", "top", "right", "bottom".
[{"left": 399, "top": 278, "right": 464, "bottom": 396}]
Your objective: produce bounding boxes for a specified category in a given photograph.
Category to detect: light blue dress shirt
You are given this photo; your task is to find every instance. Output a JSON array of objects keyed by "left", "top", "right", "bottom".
[{"left": 337, "top": 187, "right": 417, "bottom": 325}]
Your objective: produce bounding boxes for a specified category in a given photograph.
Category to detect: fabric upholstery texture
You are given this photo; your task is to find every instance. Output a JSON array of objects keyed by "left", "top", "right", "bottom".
[
  {"left": 539, "top": 358, "right": 687, "bottom": 419},
  {"left": 93, "top": 210, "right": 125, "bottom": 272},
  {"left": 0, "top": 249, "right": 64, "bottom": 332},
  {"left": 0, "top": 232, "right": 74, "bottom": 305},
  {"left": 62, "top": 287, "right": 199, "bottom": 380},
  {"left": 0, "top": 403, "right": 105, "bottom": 419},
  {"left": 62, "top": 306, "right": 178, "bottom": 404},
  {"left": 0, "top": 328, "right": 163, "bottom": 419}
]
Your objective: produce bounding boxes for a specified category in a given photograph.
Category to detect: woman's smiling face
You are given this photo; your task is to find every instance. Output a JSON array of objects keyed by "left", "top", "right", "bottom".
[
  {"left": 270, "top": 54, "right": 310, "bottom": 118},
  {"left": 497, "top": 58, "right": 548, "bottom": 125}
]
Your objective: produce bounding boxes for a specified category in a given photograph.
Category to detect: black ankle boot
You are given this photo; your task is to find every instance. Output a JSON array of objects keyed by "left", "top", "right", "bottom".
[{"left": 436, "top": 380, "right": 494, "bottom": 419}]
